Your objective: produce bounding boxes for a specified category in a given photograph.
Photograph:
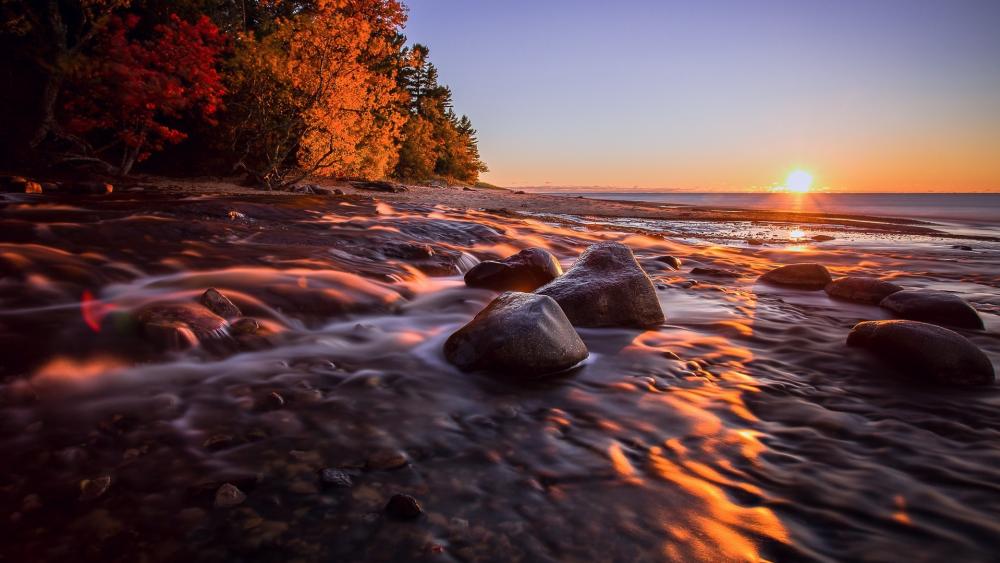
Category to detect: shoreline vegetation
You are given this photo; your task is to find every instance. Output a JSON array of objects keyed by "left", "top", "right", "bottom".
[{"left": 1, "top": 0, "right": 486, "bottom": 190}]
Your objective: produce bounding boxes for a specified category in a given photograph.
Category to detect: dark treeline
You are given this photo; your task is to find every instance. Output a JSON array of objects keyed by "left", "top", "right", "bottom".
[{"left": 0, "top": 0, "right": 487, "bottom": 188}]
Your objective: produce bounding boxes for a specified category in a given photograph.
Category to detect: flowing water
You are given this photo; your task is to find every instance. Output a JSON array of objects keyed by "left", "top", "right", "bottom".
[{"left": 1, "top": 191, "right": 998, "bottom": 562}]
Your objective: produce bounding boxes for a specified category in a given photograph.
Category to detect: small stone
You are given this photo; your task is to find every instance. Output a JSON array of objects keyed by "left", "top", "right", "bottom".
[
  {"left": 320, "top": 468, "right": 353, "bottom": 488},
  {"left": 24, "top": 181, "right": 43, "bottom": 194},
  {"left": 463, "top": 187, "right": 473, "bottom": 191},
  {"left": 200, "top": 288, "right": 242, "bottom": 319},
  {"left": 260, "top": 391, "right": 285, "bottom": 410},
  {"left": 214, "top": 483, "right": 247, "bottom": 508},
  {"left": 203, "top": 433, "right": 236, "bottom": 451},
  {"left": 79, "top": 475, "right": 112, "bottom": 501},
  {"left": 952, "top": 245, "right": 973, "bottom": 251},
  {"left": 333, "top": 188, "right": 345, "bottom": 195},
  {"left": 811, "top": 234, "right": 835, "bottom": 242},
  {"left": 653, "top": 255, "right": 682, "bottom": 269},
  {"left": 230, "top": 317, "right": 261, "bottom": 335},
  {"left": 825, "top": 276, "right": 904, "bottom": 305},
  {"left": 69, "top": 181, "right": 114, "bottom": 194},
  {"left": 385, "top": 494, "right": 422, "bottom": 520},
  {"left": 366, "top": 449, "right": 409, "bottom": 470},
  {"left": 759, "top": 263, "right": 832, "bottom": 289}
]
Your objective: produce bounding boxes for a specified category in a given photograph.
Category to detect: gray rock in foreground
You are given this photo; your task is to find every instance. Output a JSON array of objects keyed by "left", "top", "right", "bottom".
[
  {"left": 847, "top": 320, "right": 994, "bottom": 385},
  {"left": 825, "top": 276, "right": 903, "bottom": 305},
  {"left": 444, "top": 292, "right": 587, "bottom": 376},
  {"left": 880, "top": 290, "right": 984, "bottom": 329},
  {"left": 759, "top": 263, "right": 832, "bottom": 289},
  {"left": 536, "top": 242, "right": 664, "bottom": 327},
  {"left": 464, "top": 247, "right": 562, "bottom": 292}
]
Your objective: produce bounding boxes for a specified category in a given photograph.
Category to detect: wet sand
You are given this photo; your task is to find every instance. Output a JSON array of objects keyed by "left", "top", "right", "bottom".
[{"left": 1, "top": 180, "right": 998, "bottom": 562}]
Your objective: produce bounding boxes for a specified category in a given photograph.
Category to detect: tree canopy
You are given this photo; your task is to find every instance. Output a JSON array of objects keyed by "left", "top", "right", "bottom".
[{"left": 0, "top": 0, "right": 487, "bottom": 187}]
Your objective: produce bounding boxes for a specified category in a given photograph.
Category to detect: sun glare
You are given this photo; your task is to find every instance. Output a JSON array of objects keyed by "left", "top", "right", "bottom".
[{"left": 785, "top": 170, "right": 813, "bottom": 193}]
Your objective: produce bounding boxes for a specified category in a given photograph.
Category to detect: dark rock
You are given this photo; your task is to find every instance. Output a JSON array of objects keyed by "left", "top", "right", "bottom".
[
  {"left": 385, "top": 494, "right": 422, "bottom": 520},
  {"left": 811, "top": 234, "right": 835, "bottom": 242},
  {"left": 464, "top": 247, "right": 562, "bottom": 292},
  {"left": 536, "top": 242, "right": 664, "bottom": 328},
  {"left": 333, "top": 188, "right": 345, "bottom": 196},
  {"left": 0, "top": 175, "right": 28, "bottom": 192},
  {"left": 746, "top": 239, "right": 765, "bottom": 246},
  {"left": 463, "top": 187, "right": 474, "bottom": 191},
  {"left": 320, "top": 468, "right": 353, "bottom": 488},
  {"left": 383, "top": 242, "right": 435, "bottom": 260},
  {"left": 444, "top": 292, "right": 588, "bottom": 375},
  {"left": 260, "top": 391, "right": 285, "bottom": 410},
  {"left": 41, "top": 182, "right": 61, "bottom": 192},
  {"left": 135, "top": 303, "right": 229, "bottom": 350},
  {"left": 759, "top": 263, "right": 832, "bottom": 289},
  {"left": 880, "top": 290, "right": 984, "bottom": 329},
  {"left": 69, "top": 181, "right": 114, "bottom": 194},
  {"left": 214, "top": 483, "right": 247, "bottom": 508},
  {"left": 79, "top": 475, "right": 112, "bottom": 501},
  {"left": 230, "top": 317, "right": 260, "bottom": 335},
  {"left": 825, "top": 276, "right": 903, "bottom": 305},
  {"left": 847, "top": 320, "right": 994, "bottom": 385},
  {"left": 366, "top": 449, "right": 409, "bottom": 470},
  {"left": 514, "top": 190, "right": 526, "bottom": 194},
  {"left": 200, "top": 288, "right": 242, "bottom": 319},
  {"left": 653, "top": 255, "right": 682, "bottom": 269},
  {"left": 203, "top": 434, "right": 236, "bottom": 451},
  {"left": 952, "top": 245, "right": 973, "bottom": 251},
  {"left": 691, "top": 267, "right": 740, "bottom": 278}
]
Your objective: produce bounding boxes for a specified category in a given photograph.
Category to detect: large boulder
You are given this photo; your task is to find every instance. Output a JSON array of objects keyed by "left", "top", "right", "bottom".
[
  {"left": 759, "top": 263, "right": 832, "bottom": 289},
  {"left": 847, "top": 320, "right": 994, "bottom": 385},
  {"left": 825, "top": 276, "right": 903, "bottom": 305},
  {"left": 444, "top": 292, "right": 587, "bottom": 377},
  {"left": 536, "top": 242, "right": 664, "bottom": 328},
  {"left": 464, "top": 247, "right": 562, "bottom": 292},
  {"left": 880, "top": 290, "right": 984, "bottom": 329}
]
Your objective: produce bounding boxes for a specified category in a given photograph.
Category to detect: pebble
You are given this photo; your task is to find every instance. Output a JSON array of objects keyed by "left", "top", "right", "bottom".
[
  {"left": 214, "top": 483, "right": 247, "bottom": 508},
  {"left": 79, "top": 475, "right": 112, "bottom": 501},
  {"left": 384, "top": 494, "right": 422, "bottom": 519},
  {"left": 366, "top": 449, "right": 409, "bottom": 470},
  {"left": 320, "top": 468, "right": 354, "bottom": 488}
]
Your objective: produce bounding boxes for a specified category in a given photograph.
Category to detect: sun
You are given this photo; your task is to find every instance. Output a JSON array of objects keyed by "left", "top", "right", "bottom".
[{"left": 784, "top": 170, "right": 813, "bottom": 193}]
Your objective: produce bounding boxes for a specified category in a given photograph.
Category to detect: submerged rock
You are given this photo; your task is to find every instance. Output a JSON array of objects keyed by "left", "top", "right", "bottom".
[
  {"left": 385, "top": 494, "right": 422, "bottom": 520},
  {"left": 880, "top": 290, "right": 984, "bottom": 329},
  {"left": 69, "top": 181, "right": 114, "bottom": 195},
  {"left": 811, "top": 234, "right": 835, "bottom": 242},
  {"left": 320, "top": 469, "right": 353, "bottom": 488},
  {"left": 653, "top": 255, "right": 682, "bottom": 269},
  {"left": 366, "top": 449, "right": 409, "bottom": 471},
  {"left": 536, "top": 242, "right": 664, "bottom": 328},
  {"left": 690, "top": 267, "right": 740, "bottom": 278},
  {"left": 135, "top": 303, "right": 228, "bottom": 350},
  {"left": 464, "top": 247, "right": 562, "bottom": 292},
  {"left": 200, "top": 288, "right": 242, "bottom": 319},
  {"left": 214, "top": 483, "right": 247, "bottom": 508},
  {"left": 825, "top": 276, "right": 904, "bottom": 305},
  {"left": 444, "top": 292, "right": 587, "bottom": 376},
  {"left": 79, "top": 475, "right": 112, "bottom": 501},
  {"left": 759, "top": 263, "right": 832, "bottom": 289},
  {"left": 847, "top": 320, "right": 994, "bottom": 385}
]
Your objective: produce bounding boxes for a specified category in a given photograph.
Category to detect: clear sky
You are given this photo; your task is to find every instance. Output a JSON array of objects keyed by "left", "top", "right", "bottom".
[{"left": 403, "top": 0, "right": 1000, "bottom": 192}]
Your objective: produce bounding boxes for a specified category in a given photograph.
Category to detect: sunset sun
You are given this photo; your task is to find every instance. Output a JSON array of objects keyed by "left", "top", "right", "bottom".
[{"left": 785, "top": 170, "right": 814, "bottom": 193}]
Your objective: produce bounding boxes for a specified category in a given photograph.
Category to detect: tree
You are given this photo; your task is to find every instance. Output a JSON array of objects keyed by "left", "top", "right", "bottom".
[
  {"left": 61, "top": 13, "right": 226, "bottom": 175},
  {"left": 225, "top": 0, "right": 407, "bottom": 189}
]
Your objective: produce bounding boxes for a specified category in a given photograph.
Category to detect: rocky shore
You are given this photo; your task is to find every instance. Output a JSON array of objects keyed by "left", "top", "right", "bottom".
[{"left": 1, "top": 175, "right": 998, "bottom": 562}]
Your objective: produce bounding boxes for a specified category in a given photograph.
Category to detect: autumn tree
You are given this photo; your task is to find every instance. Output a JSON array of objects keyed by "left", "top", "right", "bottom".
[
  {"left": 225, "top": 0, "right": 407, "bottom": 189},
  {"left": 62, "top": 13, "right": 226, "bottom": 175}
]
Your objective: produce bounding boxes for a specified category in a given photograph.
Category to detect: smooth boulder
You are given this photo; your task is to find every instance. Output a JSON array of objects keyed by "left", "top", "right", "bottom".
[
  {"left": 880, "top": 290, "right": 984, "bottom": 329},
  {"left": 536, "top": 242, "right": 664, "bottom": 327},
  {"left": 759, "top": 263, "right": 832, "bottom": 289},
  {"left": 444, "top": 292, "right": 587, "bottom": 376},
  {"left": 825, "top": 276, "right": 903, "bottom": 305},
  {"left": 464, "top": 247, "right": 562, "bottom": 292},
  {"left": 847, "top": 320, "right": 994, "bottom": 385}
]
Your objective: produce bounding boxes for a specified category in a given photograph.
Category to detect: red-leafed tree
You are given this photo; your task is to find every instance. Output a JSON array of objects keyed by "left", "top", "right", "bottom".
[{"left": 62, "top": 13, "right": 226, "bottom": 175}]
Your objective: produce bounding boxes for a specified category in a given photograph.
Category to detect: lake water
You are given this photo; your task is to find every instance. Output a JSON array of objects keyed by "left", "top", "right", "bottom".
[{"left": 560, "top": 192, "right": 1000, "bottom": 223}]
